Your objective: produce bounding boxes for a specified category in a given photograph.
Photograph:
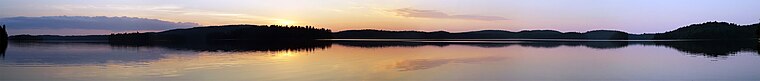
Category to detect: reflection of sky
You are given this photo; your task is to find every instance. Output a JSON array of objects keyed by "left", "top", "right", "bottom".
[
  {"left": 387, "top": 56, "right": 506, "bottom": 71},
  {"left": 0, "top": 42, "right": 759, "bottom": 80},
  {"left": 2, "top": 43, "right": 175, "bottom": 65},
  {"left": 1, "top": 0, "right": 760, "bottom": 35}
]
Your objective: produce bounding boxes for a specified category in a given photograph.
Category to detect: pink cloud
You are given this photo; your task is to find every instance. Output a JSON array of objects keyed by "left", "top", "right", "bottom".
[{"left": 390, "top": 8, "right": 508, "bottom": 21}]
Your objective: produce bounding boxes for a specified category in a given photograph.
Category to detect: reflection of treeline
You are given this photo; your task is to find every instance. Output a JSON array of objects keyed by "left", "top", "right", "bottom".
[
  {"left": 334, "top": 40, "right": 758, "bottom": 58},
  {"left": 333, "top": 41, "right": 631, "bottom": 49},
  {"left": 334, "top": 30, "right": 640, "bottom": 39},
  {"left": 8, "top": 35, "right": 107, "bottom": 40},
  {"left": 651, "top": 41, "right": 758, "bottom": 57},
  {"left": 109, "top": 40, "right": 332, "bottom": 52},
  {"left": 107, "top": 25, "right": 332, "bottom": 42}
]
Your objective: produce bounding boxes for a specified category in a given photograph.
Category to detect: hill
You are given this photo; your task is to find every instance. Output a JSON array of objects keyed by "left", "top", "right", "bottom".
[
  {"left": 7, "top": 21, "right": 758, "bottom": 41},
  {"left": 334, "top": 21, "right": 757, "bottom": 40},
  {"left": 108, "top": 25, "right": 332, "bottom": 43},
  {"left": 654, "top": 22, "right": 757, "bottom": 39}
]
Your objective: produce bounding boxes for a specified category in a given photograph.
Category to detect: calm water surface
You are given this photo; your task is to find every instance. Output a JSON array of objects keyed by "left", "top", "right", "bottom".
[{"left": 0, "top": 40, "right": 758, "bottom": 81}]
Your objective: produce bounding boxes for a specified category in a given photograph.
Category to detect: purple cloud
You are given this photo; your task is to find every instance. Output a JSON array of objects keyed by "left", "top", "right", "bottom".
[
  {"left": 390, "top": 8, "right": 508, "bottom": 21},
  {"left": 0, "top": 16, "right": 200, "bottom": 31}
]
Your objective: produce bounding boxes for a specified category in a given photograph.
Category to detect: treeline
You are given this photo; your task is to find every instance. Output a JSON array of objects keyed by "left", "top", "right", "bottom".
[
  {"left": 108, "top": 32, "right": 154, "bottom": 43},
  {"left": 1, "top": 25, "right": 6, "bottom": 58},
  {"left": 1, "top": 25, "right": 7, "bottom": 41},
  {"left": 107, "top": 25, "right": 332, "bottom": 43},
  {"left": 334, "top": 21, "right": 758, "bottom": 40},
  {"left": 333, "top": 29, "right": 648, "bottom": 40},
  {"left": 205, "top": 25, "right": 331, "bottom": 40},
  {"left": 653, "top": 22, "right": 758, "bottom": 39},
  {"left": 8, "top": 21, "right": 759, "bottom": 41}
]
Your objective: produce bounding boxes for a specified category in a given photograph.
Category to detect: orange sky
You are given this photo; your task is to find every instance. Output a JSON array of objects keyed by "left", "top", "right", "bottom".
[{"left": 1, "top": 0, "right": 760, "bottom": 35}]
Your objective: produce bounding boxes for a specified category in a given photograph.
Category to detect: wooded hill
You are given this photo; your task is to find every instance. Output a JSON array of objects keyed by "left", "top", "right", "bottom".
[{"left": 8, "top": 21, "right": 759, "bottom": 41}]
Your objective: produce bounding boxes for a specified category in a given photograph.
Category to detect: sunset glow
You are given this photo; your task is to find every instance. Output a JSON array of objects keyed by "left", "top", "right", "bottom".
[
  {"left": 275, "top": 19, "right": 297, "bottom": 25},
  {"left": 1, "top": 0, "right": 759, "bottom": 81},
  {"left": 1, "top": 0, "right": 759, "bottom": 35}
]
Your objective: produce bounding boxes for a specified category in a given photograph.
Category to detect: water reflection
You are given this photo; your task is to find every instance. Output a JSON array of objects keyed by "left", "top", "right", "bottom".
[
  {"left": 2, "top": 41, "right": 330, "bottom": 65},
  {"left": 4, "top": 41, "right": 169, "bottom": 66},
  {"left": 109, "top": 40, "right": 332, "bottom": 52},
  {"left": 0, "top": 41, "right": 6, "bottom": 59},
  {"left": 335, "top": 40, "right": 759, "bottom": 58},
  {"left": 650, "top": 41, "right": 758, "bottom": 57},
  {"left": 1, "top": 40, "right": 758, "bottom": 66},
  {"left": 387, "top": 56, "right": 506, "bottom": 71},
  {"left": 1, "top": 40, "right": 759, "bottom": 80}
]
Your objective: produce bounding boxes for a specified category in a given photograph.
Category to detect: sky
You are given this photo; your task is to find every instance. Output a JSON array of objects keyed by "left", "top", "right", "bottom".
[{"left": 0, "top": 0, "right": 759, "bottom": 35}]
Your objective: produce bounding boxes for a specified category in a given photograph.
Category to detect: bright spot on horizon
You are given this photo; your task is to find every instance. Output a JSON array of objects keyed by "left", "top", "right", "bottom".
[{"left": 275, "top": 20, "right": 297, "bottom": 25}]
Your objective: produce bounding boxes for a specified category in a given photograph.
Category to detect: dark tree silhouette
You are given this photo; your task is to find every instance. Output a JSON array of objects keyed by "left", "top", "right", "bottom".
[
  {"left": 654, "top": 22, "right": 757, "bottom": 39},
  {"left": 107, "top": 25, "right": 332, "bottom": 43},
  {"left": 583, "top": 30, "right": 628, "bottom": 39},
  {"left": 335, "top": 21, "right": 757, "bottom": 40},
  {"left": 0, "top": 25, "right": 6, "bottom": 59},
  {"left": 515, "top": 30, "right": 564, "bottom": 39},
  {"left": 752, "top": 22, "right": 760, "bottom": 39},
  {"left": 8, "top": 21, "right": 759, "bottom": 41},
  {"left": 1, "top": 25, "right": 7, "bottom": 40},
  {"left": 108, "top": 32, "right": 155, "bottom": 45}
]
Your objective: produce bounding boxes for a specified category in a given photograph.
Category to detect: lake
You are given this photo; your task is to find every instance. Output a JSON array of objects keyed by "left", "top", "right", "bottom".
[{"left": 0, "top": 40, "right": 759, "bottom": 81}]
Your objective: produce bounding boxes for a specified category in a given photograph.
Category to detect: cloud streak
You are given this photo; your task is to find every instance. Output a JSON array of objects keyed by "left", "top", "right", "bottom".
[
  {"left": 50, "top": 5, "right": 273, "bottom": 25},
  {"left": 0, "top": 16, "right": 200, "bottom": 31},
  {"left": 390, "top": 8, "right": 508, "bottom": 21}
]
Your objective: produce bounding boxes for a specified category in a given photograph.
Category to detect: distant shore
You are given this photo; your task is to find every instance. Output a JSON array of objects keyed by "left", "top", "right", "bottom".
[{"left": 7, "top": 21, "right": 759, "bottom": 41}]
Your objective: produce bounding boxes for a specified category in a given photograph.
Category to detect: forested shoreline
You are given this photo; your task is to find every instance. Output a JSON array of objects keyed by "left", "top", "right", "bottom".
[{"left": 7, "top": 21, "right": 759, "bottom": 41}]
